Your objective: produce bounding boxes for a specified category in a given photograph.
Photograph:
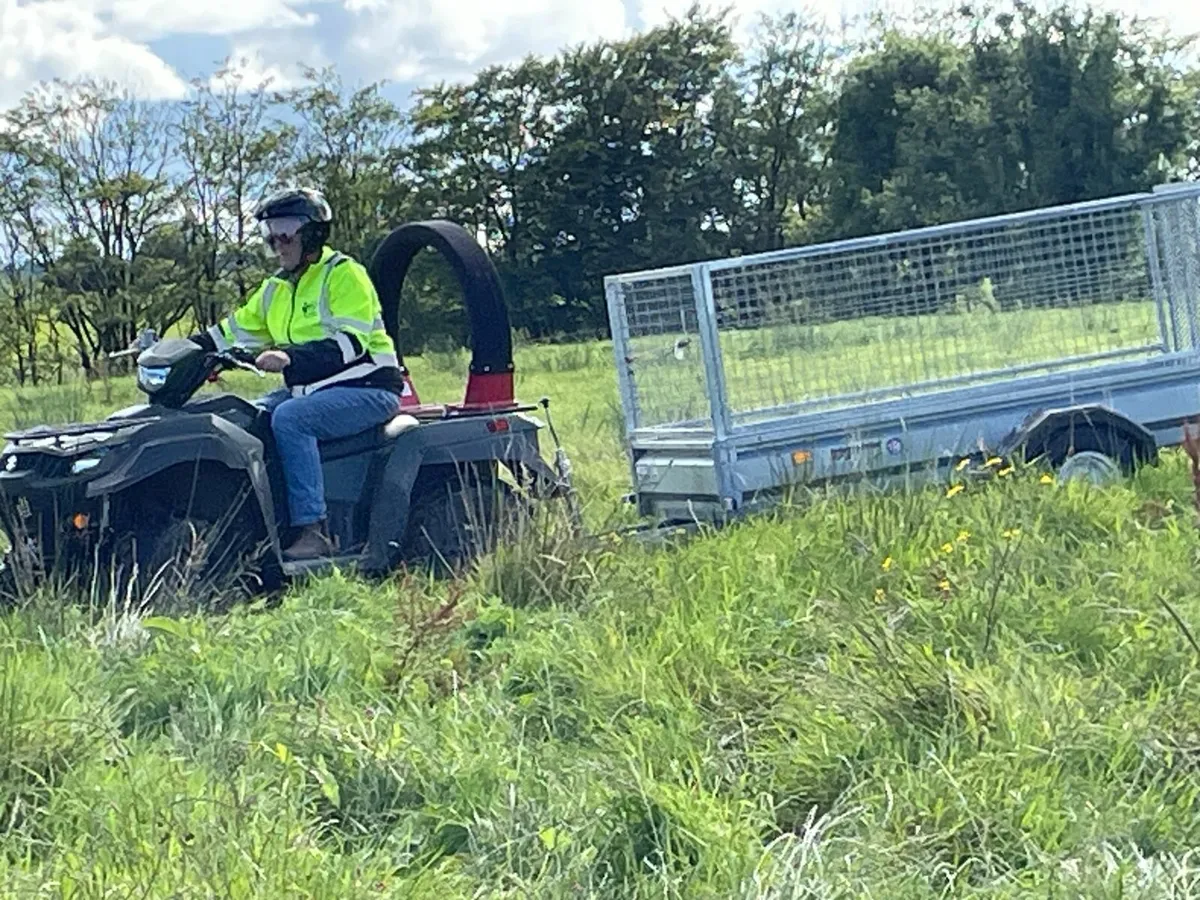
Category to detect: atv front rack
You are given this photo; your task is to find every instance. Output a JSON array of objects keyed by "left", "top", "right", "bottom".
[{"left": 4, "top": 419, "right": 148, "bottom": 442}]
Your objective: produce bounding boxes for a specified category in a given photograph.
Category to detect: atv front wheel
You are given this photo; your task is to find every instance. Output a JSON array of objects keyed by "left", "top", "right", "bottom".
[{"left": 100, "top": 515, "right": 263, "bottom": 612}]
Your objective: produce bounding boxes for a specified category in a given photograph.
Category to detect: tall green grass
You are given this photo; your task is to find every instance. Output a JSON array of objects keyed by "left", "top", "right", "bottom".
[{"left": 1, "top": 335, "right": 1200, "bottom": 896}]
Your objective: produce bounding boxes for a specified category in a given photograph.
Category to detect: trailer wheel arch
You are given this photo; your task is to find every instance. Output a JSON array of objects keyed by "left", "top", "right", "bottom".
[{"left": 1012, "top": 405, "right": 1157, "bottom": 476}]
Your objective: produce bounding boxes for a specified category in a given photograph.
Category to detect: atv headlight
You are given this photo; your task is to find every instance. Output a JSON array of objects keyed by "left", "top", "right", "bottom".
[
  {"left": 137, "top": 364, "right": 169, "bottom": 393},
  {"left": 71, "top": 446, "right": 111, "bottom": 474}
]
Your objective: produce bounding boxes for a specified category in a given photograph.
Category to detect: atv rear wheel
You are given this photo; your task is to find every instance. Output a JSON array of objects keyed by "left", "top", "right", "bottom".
[{"left": 399, "top": 466, "right": 526, "bottom": 574}]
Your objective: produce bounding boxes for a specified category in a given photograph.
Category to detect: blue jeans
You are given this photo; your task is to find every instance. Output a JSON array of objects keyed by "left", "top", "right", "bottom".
[{"left": 257, "top": 386, "right": 402, "bottom": 526}]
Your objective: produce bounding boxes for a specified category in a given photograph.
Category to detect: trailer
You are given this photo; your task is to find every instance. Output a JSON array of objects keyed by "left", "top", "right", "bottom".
[{"left": 604, "top": 183, "right": 1200, "bottom": 524}]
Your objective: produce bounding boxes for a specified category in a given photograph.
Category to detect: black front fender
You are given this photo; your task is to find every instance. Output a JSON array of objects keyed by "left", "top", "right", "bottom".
[{"left": 86, "top": 415, "right": 283, "bottom": 562}]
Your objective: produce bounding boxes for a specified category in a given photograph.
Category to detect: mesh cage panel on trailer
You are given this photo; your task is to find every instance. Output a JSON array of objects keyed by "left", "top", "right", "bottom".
[
  {"left": 605, "top": 270, "right": 713, "bottom": 432},
  {"left": 708, "top": 199, "right": 1162, "bottom": 426},
  {"left": 1146, "top": 189, "right": 1200, "bottom": 354},
  {"left": 606, "top": 186, "right": 1200, "bottom": 436}
]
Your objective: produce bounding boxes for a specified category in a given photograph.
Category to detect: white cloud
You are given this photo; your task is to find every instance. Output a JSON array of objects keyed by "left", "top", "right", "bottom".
[
  {"left": 345, "top": 0, "right": 630, "bottom": 83},
  {"left": 0, "top": 0, "right": 188, "bottom": 108},
  {"left": 210, "top": 37, "right": 329, "bottom": 92},
  {"left": 105, "top": 0, "right": 318, "bottom": 41},
  {"left": 1, "top": 0, "right": 323, "bottom": 110}
]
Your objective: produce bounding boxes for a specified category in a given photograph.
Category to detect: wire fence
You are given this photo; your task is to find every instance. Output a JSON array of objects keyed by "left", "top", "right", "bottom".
[{"left": 607, "top": 187, "right": 1200, "bottom": 435}]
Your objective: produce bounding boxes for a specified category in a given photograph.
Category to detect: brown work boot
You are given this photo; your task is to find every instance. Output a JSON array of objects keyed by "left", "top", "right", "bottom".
[{"left": 283, "top": 522, "right": 334, "bottom": 561}]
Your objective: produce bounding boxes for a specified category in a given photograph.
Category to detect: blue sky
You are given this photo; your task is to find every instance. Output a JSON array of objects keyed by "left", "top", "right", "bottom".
[{"left": 2, "top": 0, "right": 1194, "bottom": 111}]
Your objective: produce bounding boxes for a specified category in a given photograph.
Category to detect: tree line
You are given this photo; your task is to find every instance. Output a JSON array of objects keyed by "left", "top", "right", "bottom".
[{"left": 0, "top": 1, "right": 1196, "bottom": 385}]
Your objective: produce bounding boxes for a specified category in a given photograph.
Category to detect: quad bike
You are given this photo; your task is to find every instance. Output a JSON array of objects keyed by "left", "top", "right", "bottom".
[{"left": 0, "top": 220, "right": 576, "bottom": 606}]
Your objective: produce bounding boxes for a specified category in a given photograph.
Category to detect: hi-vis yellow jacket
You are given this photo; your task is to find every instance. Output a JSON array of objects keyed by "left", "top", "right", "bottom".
[{"left": 204, "top": 246, "right": 404, "bottom": 398}]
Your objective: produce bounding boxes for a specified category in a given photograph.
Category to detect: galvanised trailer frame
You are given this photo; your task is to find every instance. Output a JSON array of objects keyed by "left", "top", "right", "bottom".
[{"left": 604, "top": 183, "right": 1200, "bottom": 523}]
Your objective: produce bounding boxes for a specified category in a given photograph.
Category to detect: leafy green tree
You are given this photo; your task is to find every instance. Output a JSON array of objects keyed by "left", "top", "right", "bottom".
[
  {"left": 2, "top": 78, "right": 183, "bottom": 370},
  {"left": 1007, "top": 4, "right": 1194, "bottom": 205},
  {"left": 711, "top": 11, "right": 843, "bottom": 252},
  {"left": 532, "top": 6, "right": 740, "bottom": 332},
  {"left": 825, "top": 2, "right": 1197, "bottom": 238},
  {"left": 275, "top": 67, "right": 412, "bottom": 259},
  {"left": 175, "top": 60, "right": 294, "bottom": 325},
  {"left": 406, "top": 56, "right": 562, "bottom": 346},
  {"left": 0, "top": 132, "right": 61, "bottom": 385}
]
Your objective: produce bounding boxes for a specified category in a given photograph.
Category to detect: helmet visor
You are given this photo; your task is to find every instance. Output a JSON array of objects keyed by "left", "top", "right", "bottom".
[{"left": 258, "top": 216, "right": 308, "bottom": 247}]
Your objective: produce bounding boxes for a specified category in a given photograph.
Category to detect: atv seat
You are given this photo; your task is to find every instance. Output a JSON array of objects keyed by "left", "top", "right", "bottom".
[{"left": 319, "top": 413, "right": 420, "bottom": 461}]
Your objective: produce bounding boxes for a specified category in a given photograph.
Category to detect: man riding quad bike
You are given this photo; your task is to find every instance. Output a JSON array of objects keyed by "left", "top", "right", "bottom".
[
  {"left": 0, "top": 191, "right": 572, "bottom": 606},
  {"left": 189, "top": 187, "right": 408, "bottom": 562}
]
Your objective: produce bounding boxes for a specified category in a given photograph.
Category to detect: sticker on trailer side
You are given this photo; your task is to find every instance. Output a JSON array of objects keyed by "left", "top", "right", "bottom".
[{"left": 830, "top": 441, "right": 883, "bottom": 463}]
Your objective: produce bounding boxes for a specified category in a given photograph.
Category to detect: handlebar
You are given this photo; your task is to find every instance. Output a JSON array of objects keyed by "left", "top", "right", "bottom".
[
  {"left": 216, "top": 350, "right": 266, "bottom": 378},
  {"left": 108, "top": 332, "right": 266, "bottom": 379}
]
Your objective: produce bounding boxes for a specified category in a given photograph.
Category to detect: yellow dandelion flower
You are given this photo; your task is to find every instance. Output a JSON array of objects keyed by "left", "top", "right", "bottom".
[
  {"left": 882, "top": 556, "right": 894, "bottom": 571},
  {"left": 956, "top": 530, "right": 970, "bottom": 543},
  {"left": 1002, "top": 527, "right": 1021, "bottom": 540},
  {"left": 946, "top": 483, "right": 964, "bottom": 498},
  {"left": 938, "top": 579, "right": 951, "bottom": 592},
  {"left": 941, "top": 542, "right": 954, "bottom": 554},
  {"left": 875, "top": 587, "right": 886, "bottom": 601}
]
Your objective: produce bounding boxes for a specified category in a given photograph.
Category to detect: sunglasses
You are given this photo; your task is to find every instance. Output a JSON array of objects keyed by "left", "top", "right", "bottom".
[{"left": 259, "top": 216, "right": 308, "bottom": 248}]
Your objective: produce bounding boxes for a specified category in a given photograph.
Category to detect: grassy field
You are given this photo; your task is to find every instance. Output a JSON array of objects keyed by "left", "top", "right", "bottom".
[{"left": 4, "top": 335, "right": 1200, "bottom": 897}]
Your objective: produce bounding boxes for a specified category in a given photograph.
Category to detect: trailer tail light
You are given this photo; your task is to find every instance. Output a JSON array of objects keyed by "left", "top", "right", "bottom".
[{"left": 487, "top": 418, "right": 510, "bottom": 433}]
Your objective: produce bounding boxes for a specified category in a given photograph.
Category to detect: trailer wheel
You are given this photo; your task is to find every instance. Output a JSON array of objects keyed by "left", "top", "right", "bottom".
[
  {"left": 1014, "top": 406, "right": 1156, "bottom": 485},
  {"left": 1055, "top": 449, "right": 1123, "bottom": 486},
  {"left": 1041, "top": 422, "right": 1144, "bottom": 487}
]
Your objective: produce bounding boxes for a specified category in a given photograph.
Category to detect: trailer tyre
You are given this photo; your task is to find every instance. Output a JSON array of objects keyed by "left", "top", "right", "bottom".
[
  {"left": 1055, "top": 449, "right": 1123, "bottom": 486},
  {"left": 1038, "top": 421, "right": 1148, "bottom": 488}
]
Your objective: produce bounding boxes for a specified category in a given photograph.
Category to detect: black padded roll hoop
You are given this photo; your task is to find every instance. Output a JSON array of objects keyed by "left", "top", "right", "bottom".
[{"left": 367, "top": 220, "right": 514, "bottom": 375}]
